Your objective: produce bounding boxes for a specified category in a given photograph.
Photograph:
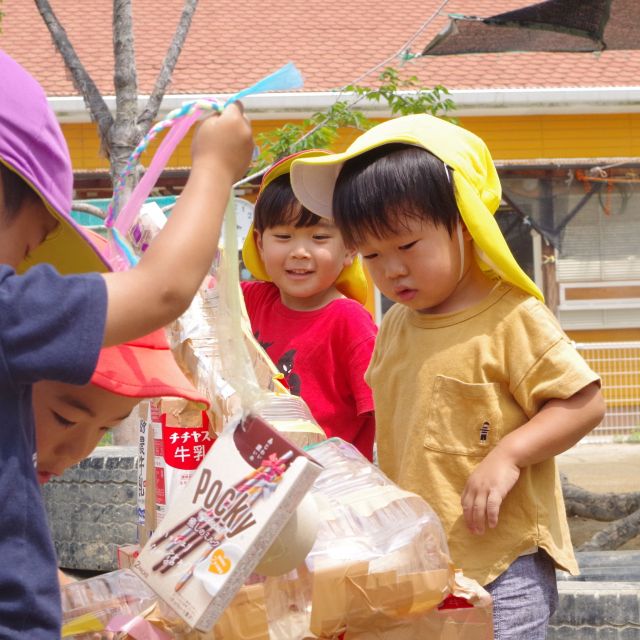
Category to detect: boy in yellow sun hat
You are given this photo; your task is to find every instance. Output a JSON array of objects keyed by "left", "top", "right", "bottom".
[
  {"left": 290, "top": 115, "right": 604, "bottom": 640},
  {"left": 242, "top": 150, "right": 377, "bottom": 461}
]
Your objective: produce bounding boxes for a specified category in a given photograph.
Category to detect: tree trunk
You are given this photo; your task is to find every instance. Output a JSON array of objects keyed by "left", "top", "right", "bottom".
[{"left": 110, "top": 0, "right": 140, "bottom": 195}]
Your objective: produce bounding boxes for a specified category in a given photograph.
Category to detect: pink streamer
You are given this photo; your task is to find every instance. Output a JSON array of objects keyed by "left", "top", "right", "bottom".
[
  {"left": 106, "top": 614, "right": 172, "bottom": 640},
  {"left": 111, "top": 110, "right": 201, "bottom": 236},
  {"left": 106, "top": 110, "right": 202, "bottom": 271}
]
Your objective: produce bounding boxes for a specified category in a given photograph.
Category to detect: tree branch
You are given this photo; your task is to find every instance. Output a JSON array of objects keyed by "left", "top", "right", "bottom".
[
  {"left": 579, "top": 507, "right": 640, "bottom": 551},
  {"left": 71, "top": 202, "right": 106, "bottom": 220},
  {"left": 562, "top": 475, "right": 640, "bottom": 522},
  {"left": 137, "top": 0, "right": 199, "bottom": 134},
  {"left": 34, "top": 0, "right": 113, "bottom": 142}
]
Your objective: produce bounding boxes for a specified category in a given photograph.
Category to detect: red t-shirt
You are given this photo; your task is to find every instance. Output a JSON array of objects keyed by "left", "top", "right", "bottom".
[{"left": 241, "top": 281, "right": 377, "bottom": 460}]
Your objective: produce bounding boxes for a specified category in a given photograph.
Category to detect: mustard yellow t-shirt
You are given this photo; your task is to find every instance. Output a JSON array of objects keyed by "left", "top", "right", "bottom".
[{"left": 367, "top": 283, "right": 599, "bottom": 585}]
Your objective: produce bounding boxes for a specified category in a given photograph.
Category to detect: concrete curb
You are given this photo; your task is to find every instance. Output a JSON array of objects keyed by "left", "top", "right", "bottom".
[
  {"left": 550, "top": 582, "right": 640, "bottom": 639},
  {"left": 550, "top": 552, "right": 640, "bottom": 639}
]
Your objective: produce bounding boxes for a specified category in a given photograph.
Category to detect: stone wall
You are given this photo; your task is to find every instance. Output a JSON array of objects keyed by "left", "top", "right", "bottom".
[{"left": 42, "top": 446, "right": 137, "bottom": 571}]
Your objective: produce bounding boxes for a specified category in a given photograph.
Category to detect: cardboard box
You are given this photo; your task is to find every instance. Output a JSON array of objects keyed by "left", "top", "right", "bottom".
[
  {"left": 133, "top": 414, "right": 323, "bottom": 631},
  {"left": 116, "top": 544, "right": 141, "bottom": 570},
  {"left": 136, "top": 401, "right": 157, "bottom": 545}
]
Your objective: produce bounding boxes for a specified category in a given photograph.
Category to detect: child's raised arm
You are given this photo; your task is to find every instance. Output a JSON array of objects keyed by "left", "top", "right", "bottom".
[
  {"left": 461, "top": 381, "right": 605, "bottom": 535},
  {"left": 101, "top": 103, "right": 253, "bottom": 347}
]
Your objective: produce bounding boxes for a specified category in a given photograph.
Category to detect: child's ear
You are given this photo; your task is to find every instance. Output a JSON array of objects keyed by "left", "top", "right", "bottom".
[
  {"left": 255, "top": 228, "right": 265, "bottom": 259},
  {"left": 460, "top": 220, "right": 472, "bottom": 240},
  {"left": 343, "top": 246, "right": 357, "bottom": 267}
]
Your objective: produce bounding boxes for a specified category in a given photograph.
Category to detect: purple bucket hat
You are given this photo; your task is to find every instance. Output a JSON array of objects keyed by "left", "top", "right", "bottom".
[{"left": 0, "top": 50, "right": 109, "bottom": 274}]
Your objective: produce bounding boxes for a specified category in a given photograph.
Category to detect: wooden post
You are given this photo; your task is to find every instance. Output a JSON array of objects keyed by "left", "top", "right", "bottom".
[
  {"left": 541, "top": 239, "right": 559, "bottom": 315},
  {"left": 539, "top": 174, "right": 559, "bottom": 315}
]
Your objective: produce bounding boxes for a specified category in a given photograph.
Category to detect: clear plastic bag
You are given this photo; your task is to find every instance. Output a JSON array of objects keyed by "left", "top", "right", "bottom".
[
  {"left": 62, "top": 440, "right": 494, "bottom": 639},
  {"left": 251, "top": 438, "right": 454, "bottom": 639},
  {"left": 61, "top": 569, "right": 157, "bottom": 638}
]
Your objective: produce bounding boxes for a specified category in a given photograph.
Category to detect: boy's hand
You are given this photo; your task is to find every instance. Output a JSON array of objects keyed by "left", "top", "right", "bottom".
[
  {"left": 460, "top": 449, "right": 520, "bottom": 535},
  {"left": 191, "top": 102, "right": 254, "bottom": 183}
]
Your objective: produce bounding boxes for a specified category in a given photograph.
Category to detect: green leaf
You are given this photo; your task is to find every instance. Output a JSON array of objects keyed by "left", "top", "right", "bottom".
[{"left": 255, "top": 66, "right": 456, "bottom": 169}]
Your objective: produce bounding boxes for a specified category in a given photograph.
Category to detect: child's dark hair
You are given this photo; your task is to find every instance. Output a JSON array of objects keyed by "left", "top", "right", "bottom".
[
  {"left": 0, "top": 162, "right": 40, "bottom": 223},
  {"left": 332, "top": 143, "right": 460, "bottom": 246},
  {"left": 254, "top": 173, "right": 322, "bottom": 233}
]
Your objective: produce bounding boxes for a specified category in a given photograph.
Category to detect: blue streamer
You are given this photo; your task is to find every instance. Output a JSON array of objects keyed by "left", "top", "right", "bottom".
[
  {"left": 111, "top": 227, "right": 140, "bottom": 266},
  {"left": 105, "top": 63, "right": 303, "bottom": 269},
  {"left": 225, "top": 62, "right": 303, "bottom": 106}
]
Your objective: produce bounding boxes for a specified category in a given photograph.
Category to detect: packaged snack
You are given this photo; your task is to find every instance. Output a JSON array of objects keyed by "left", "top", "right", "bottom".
[
  {"left": 133, "top": 414, "right": 323, "bottom": 631},
  {"left": 63, "top": 440, "right": 492, "bottom": 639},
  {"left": 61, "top": 569, "right": 157, "bottom": 638},
  {"left": 136, "top": 401, "right": 155, "bottom": 545},
  {"left": 152, "top": 398, "right": 215, "bottom": 526},
  {"left": 117, "top": 544, "right": 141, "bottom": 570}
]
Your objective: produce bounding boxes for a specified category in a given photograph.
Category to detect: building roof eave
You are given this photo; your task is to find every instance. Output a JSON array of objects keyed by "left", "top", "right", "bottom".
[{"left": 50, "top": 86, "right": 640, "bottom": 123}]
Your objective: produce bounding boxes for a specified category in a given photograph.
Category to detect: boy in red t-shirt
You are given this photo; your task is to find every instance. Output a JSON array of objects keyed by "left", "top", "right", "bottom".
[{"left": 241, "top": 151, "right": 377, "bottom": 460}]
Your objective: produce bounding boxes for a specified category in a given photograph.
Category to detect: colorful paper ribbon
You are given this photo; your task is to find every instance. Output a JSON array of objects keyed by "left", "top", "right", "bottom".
[{"left": 104, "top": 62, "right": 303, "bottom": 271}]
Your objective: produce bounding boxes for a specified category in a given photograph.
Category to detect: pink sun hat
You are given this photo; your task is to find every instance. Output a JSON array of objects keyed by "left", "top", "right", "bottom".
[{"left": 0, "top": 50, "right": 108, "bottom": 274}]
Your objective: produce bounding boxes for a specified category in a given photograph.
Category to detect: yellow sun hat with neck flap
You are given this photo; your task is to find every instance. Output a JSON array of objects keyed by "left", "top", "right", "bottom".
[
  {"left": 241, "top": 149, "right": 369, "bottom": 305},
  {"left": 289, "top": 114, "right": 543, "bottom": 301}
]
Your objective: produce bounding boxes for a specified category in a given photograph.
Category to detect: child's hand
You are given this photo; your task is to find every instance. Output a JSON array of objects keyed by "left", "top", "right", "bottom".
[
  {"left": 191, "top": 102, "right": 254, "bottom": 183},
  {"left": 460, "top": 449, "right": 520, "bottom": 535}
]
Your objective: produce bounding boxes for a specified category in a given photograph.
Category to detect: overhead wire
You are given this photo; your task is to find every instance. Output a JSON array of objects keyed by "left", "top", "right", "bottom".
[{"left": 233, "top": 0, "right": 450, "bottom": 187}]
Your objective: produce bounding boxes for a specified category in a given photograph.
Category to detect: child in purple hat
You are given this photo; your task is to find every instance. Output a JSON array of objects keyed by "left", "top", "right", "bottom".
[{"left": 0, "top": 50, "right": 253, "bottom": 637}]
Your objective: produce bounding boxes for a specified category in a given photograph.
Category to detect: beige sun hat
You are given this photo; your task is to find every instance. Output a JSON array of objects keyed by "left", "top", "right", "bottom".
[{"left": 290, "top": 114, "right": 543, "bottom": 301}]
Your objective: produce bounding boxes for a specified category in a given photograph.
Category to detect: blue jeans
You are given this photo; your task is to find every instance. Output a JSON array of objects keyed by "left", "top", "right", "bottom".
[{"left": 484, "top": 549, "right": 559, "bottom": 640}]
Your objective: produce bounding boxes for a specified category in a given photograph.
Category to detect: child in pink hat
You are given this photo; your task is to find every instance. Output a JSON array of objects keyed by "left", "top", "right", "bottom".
[{"left": 0, "top": 50, "right": 252, "bottom": 637}]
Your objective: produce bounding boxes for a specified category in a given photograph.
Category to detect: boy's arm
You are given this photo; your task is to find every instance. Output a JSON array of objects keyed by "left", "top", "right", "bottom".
[
  {"left": 461, "top": 381, "right": 604, "bottom": 535},
  {"left": 101, "top": 104, "right": 253, "bottom": 347}
]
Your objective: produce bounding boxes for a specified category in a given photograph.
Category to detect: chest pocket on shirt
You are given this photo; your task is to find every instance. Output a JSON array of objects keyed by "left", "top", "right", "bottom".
[{"left": 424, "top": 375, "right": 502, "bottom": 456}]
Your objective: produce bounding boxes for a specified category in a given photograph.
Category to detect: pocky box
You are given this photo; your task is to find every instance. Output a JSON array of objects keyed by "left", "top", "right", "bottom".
[{"left": 133, "top": 413, "right": 323, "bottom": 631}]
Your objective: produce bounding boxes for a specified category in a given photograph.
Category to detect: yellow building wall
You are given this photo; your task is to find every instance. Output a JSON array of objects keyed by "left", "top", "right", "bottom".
[
  {"left": 62, "top": 112, "right": 640, "bottom": 171},
  {"left": 460, "top": 113, "right": 640, "bottom": 160},
  {"left": 567, "top": 328, "right": 640, "bottom": 342}
]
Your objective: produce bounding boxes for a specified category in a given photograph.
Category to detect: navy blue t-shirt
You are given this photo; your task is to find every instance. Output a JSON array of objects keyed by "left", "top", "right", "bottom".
[{"left": 0, "top": 264, "right": 107, "bottom": 638}]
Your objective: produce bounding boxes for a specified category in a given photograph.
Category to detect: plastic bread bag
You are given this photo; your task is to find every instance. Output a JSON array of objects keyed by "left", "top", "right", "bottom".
[
  {"left": 61, "top": 569, "right": 158, "bottom": 638},
  {"left": 270, "top": 438, "right": 455, "bottom": 637},
  {"left": 63, "top": 440, "right": 492, "bottom": 639},
  {"left": 60, "top": 569, "right": 268, "bottom": 640},
  {"left": 196, "top": 438, "right": 454, "bottom": 639}
]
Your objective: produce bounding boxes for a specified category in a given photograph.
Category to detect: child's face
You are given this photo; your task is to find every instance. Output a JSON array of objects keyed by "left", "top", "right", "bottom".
[
  {"left": 0, "top": 193, "right": 58, "bottom": 268},
  {"left": 358, "top": 216, "right": 471, "bottom": 314},
  {"left": 256, "top": 219, "right": 355, "bottom": 310},
  {"left": 33, "top": 380, "right": 138, "bottom": 484}
]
